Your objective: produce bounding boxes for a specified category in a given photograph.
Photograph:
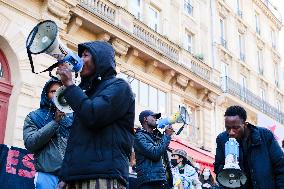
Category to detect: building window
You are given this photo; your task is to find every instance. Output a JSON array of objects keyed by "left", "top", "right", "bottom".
[
  {"left": 118, "top": 73, "right": 167, "bottom": 114},
  {"left": 221, "top": 62, "right": 228, "bottom": 78},
  {"left": 236, "top": 0, "right": 243, "bottom": 18},
  {"left": 130, "top": 0, "right": 143, "bottom": 20},
  {"left": 271, "top": 29, "right": 276, "bottom": 49},
  {"left": 240, "top": 74, "right": 247, "bottom": 96},
  {"left": 260, "top": 88, "right": 265, "bottom": 101},
  {"left": 238, "top": 33, "right": 245, "bottom": 61},
  {"left": 158, "top": 90, "right": 166, "bottom": 114},
  {"left": 274, "top": 63, "right": 279, "bottom": 86},
  {"left": 220, "top": 18, "right": 227, "bottom": 48},
  {"left": 184, "top": 0, "right": 193, "bottom": 16},
  {"left": 148, "top": 5, "right": 160, "bottom": 32},
  {"left": 0, "top": 62, "right": 3, "bottom": 78},
  {"left": 185, "top": 32, "right": 193, "bottom": 53},
  {"left": 255, "top": 12, "right": 260, "bottom": 35},
  {"left": 140, "top": 81, "right": 149, "bottom": 106},
  {"left": 240, "top": 74, "right": 247, "bottom": 88},
  {"left": 130, "top": 78, "right": 139, "bottom": 100},
  {"left": 276, "top": 100, "right": 281, "bottom": 111},
  {"left": 149, "top": 86, "right": 158, "bottom": 111},
  {"left": 257, "top": 49, "right": 263, "bottom": 75}
]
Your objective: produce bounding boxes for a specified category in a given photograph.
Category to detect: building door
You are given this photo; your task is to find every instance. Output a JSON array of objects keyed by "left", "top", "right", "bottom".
[{"left": 0, "top": 49, "right": 12, "bottom": 143}]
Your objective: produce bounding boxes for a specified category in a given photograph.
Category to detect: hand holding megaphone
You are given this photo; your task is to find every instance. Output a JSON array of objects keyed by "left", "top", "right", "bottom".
[
  {"left": 54, "top": 109, "right": 65, "bottom": 122},
  {"left": 56, "top": 64, "right": 74, "bottom": 87},
  {"left": 164, "top": 125, "right": 174, "bottom": 136}
]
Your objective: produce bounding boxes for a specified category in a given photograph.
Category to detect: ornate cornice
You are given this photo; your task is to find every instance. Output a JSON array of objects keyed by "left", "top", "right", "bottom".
[
  {"left": 256, "top": 36, "right": 265, "bottom": 50},
  {"left": 272, "top": 48, "right": 281, "bottom": 63},
  {"left": 252, "top": 0, "right": 282, "bottom": 30},
  {"left": 236, "top": 18, "right": 247, "bottom": 34},
  {"left": 111, "top": 38, "right": 130, "bottom": 56},
  {"left": 218, "top": 45, "right": 233, "bottom": 63},
  {"left": 176, "top": 74, "right": 189, "bottom": 89},
  {"left": 163, "top": 70, "right": 176, "bottom": 83},
  {"left": 217, "top": 0, "right": 231, "bottom": 18},
  {"left": 45, "top": 0, "right": 75, "bottom": 24}
]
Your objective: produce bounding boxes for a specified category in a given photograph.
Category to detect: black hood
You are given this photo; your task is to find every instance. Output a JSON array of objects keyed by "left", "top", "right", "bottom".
[{"left": 78, "top": 41, "right": 116, "bottom": 89}]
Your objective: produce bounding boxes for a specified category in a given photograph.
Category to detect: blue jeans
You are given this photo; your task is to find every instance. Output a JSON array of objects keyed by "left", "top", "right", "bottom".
[{"left": 34, "top": 172, "right": 59, "bottom": 189}]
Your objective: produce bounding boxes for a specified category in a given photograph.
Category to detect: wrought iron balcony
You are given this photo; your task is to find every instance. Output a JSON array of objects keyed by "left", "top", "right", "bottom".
[{"left": 221, "top": 76, "right": 284, "bottom": 124}]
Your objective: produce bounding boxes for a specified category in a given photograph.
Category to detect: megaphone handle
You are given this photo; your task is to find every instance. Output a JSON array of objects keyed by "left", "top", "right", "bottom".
[{"left": 176, "top": 124, "right": 185, "bottom": 135}]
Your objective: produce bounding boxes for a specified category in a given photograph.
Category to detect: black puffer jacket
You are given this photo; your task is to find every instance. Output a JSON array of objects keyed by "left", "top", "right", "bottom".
[
  {"left": 214, "top": 123, "right": 284, "bottom": 189},
  {"left": 134, "top": 128, "right": 172, "bottom": 186},
  {"left": 59, "top": 41, "right": 135, "bottom": 186}
]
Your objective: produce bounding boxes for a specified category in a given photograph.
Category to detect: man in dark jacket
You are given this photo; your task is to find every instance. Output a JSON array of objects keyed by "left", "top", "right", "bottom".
[
  {"left": 23, "top": 78, "right": 73, "bottom": 189},
  {"left": 56, "top": 41, "right": 135, "bottom": 189},
  {"left": 134, "top": 110, "right": 174, "bottom": 189},
  {"left": 214, "top": 105, "right": 284, "bottom": 189}
]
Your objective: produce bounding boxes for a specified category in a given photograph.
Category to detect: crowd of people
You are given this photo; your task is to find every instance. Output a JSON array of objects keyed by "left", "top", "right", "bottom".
[{"left": 23, "top": 41, "right": 284, "bottom": 189}]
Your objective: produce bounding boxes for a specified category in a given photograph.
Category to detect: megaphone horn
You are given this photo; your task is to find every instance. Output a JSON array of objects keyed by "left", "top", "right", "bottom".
[
  {"left": 26, "top": 20, "right": 84, "bottom": 74},
  {"left": 157, "top": 106, "right": 190, "bottom": 135},
  {"left": 217, "top": 138, "right": 247, "bottom": 188},
  {"left": 53, "top": 86, "right": 73, "bottom": 114}
]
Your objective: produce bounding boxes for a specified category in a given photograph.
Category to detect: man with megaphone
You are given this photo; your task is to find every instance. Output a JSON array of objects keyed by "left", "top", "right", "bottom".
[
  {"left": 134, "top": 110, "right": 174, "bottom": 189},
  {"left": 55, "top": 41, "right": 135, "bottom": 189},
  {"left": 214, "top": 105, "right": 284, "bottom": 189},
  {"left": 23, "top": 78, "right": 73, "bottom": 189}
]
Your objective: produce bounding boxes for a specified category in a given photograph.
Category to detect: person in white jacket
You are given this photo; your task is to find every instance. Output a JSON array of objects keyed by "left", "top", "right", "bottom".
[{"left": 171, "top": 149, "right": 202, "bottom": 189}]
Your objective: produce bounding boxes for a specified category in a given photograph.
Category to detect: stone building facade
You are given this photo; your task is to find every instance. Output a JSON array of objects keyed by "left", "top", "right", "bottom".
[{"left": 0, "top": 0, "right": 282, "bottom": 156}]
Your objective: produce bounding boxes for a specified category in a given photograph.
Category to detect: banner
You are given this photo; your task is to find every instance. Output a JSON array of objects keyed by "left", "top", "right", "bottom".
[
  {"left": 0, "top": 144, "right": 35, "bottom": 189},
  {"left": 257, "top": 113, "right": 284, "bottom": 147}
]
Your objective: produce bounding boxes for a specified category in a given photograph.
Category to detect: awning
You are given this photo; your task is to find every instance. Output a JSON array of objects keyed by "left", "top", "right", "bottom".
[{"left": 169, "top": 138, "right": 215, "bottom": 173}]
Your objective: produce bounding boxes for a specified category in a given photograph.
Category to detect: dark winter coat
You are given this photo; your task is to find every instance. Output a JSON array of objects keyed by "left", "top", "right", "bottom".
[
  {"left": 59, "top": 41, "right": 135, "bottom": 186},
  {"left": 214, "top": 123, "right": 284, "bottom": 189},
  {"left": 23, "top": 78, "right": 73, "bottom": 174},
  {"left": 134, "top": 128, "right": 171, "bottom": 186}
]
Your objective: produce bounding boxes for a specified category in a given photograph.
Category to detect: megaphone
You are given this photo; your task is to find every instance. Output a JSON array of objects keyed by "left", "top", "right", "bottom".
[
  {"left": 26, "top": 20, "right": 81, "bottom": 113},
  {"left": 217, "top": 138, "right": 247, "bottom": 188},
  {"left": 53, "top": 86, "right": 73, "bottom": 113},
  {"left": 26, "top": 20, "right": 84, "bottom": 74},
  {"left": 157, "top": 106, "right": 190, "bottom": 135}
]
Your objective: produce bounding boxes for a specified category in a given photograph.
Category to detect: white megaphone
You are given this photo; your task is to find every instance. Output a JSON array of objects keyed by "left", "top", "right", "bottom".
[
  {"left": 26, "top": 20, "right": 84, "bottom": 74},
  {"left": 26, "top": 20, "right": 83, "bottom": 113},
  {"left": 157, "top": 106, "right": 190, "bottom": 135},
  {"left": 217, "top": 138, "right": 247, "bottom": 188}
]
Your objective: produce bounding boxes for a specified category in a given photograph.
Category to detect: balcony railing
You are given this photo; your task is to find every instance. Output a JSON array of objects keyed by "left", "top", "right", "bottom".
[
  {"left": 191, "top": 59, "right": 211, "bottom": 81},
  {"left": 79, "top": 0, "right": 116, "bottom": 23},
  {"left": 133, "top": 22, "right": 179, "bottom": 61},
  {"left": 78, "top": 0, "right": 214, "bottom": 83},
  {"left": 221, "top": 76, "right": 284, "bottom": 124}
]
